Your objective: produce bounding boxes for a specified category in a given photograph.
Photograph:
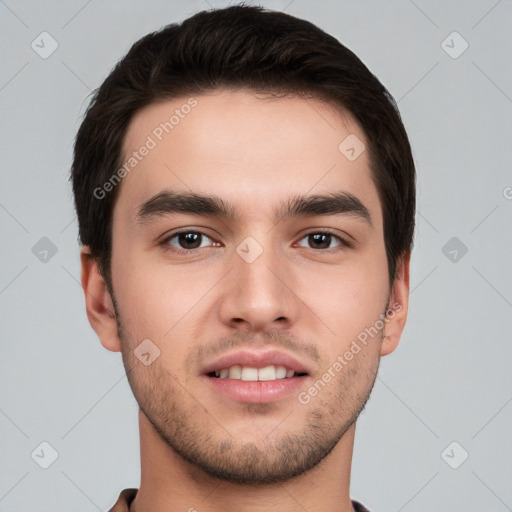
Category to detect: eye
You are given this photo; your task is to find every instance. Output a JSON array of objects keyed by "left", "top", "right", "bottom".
[
  {"left": 296, "top": 231, "right": 346, "bottom": 250},
  {"left": 162, "top": 230, "right": 218, "bottom": 253},
  {"left": 160, "top": 229, "right": 348, "bottom": 255}
]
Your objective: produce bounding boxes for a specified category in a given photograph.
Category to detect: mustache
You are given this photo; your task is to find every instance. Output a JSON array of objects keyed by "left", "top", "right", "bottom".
[{"left": 186, "top": 330, "right": 320, "bottom": 371}]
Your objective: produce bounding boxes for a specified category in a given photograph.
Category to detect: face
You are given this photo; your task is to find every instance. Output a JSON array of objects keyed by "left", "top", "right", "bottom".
[{"left": 88, "top": 89, "right": 408, "bottom": 484}]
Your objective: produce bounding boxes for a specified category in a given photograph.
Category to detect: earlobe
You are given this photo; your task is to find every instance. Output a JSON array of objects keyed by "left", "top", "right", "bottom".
[
  {"left": 380, "top": 252, "right": 410, "bottom": 357},
  {"left": 80, "top": 247, "right": 122, "bottom": 352}
]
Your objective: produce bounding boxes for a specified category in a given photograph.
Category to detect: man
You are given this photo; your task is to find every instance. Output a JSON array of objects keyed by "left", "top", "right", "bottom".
[{"left": 72, "top": 5, "right": 415, "bottom": 511}]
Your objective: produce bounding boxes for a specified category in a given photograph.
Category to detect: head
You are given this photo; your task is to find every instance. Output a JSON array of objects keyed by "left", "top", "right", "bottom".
[{"left": 73, "top": 5, "right": 415, "bottom": 485}]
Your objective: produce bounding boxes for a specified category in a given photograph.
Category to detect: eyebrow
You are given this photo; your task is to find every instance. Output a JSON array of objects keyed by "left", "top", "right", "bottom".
[{"left": 136, "top": 190, "right": 372, "bottom": 226}]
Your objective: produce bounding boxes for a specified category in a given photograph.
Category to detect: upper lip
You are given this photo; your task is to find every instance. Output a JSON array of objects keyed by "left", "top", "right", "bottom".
[{"left": 201, "top": 350, "right": 312, "bottom": 375}]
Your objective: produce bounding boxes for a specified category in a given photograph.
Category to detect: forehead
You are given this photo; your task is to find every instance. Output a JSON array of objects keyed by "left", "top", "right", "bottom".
[{"left": 116, "top": 89, "right": 381, "bottom": 226}]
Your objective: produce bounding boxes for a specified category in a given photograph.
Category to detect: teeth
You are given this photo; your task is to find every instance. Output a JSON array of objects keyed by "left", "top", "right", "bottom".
[
  {"left": 241, "top": 367, "right": 258, "bottom": 381},
  {"left": 215, "top": 364, "right": 298, "bottom": 381},
  {"left": 228, "top": 365, "right": 242, "bottom": 379},
  {"left": 276, "top": 366, "right": 287, "bottom": 379},
  {"left": 258, "top": 365, "right": 276, "bottom": 381}
]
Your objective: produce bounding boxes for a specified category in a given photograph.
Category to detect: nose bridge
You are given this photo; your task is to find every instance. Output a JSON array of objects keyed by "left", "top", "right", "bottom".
[
  {"left": 235, "top": 233, "right": 285, "bottom": 304},
  {"left": 219, "top": 232, "right": 296, "bottom": 330}
]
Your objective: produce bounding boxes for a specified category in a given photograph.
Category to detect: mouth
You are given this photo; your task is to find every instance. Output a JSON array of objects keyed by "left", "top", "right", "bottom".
[
  {"left": 201, "top": 350, "right": 311, "bottom": 403},
  {"left": 207, "top": 364, "right": 308, "bottom": 381}
]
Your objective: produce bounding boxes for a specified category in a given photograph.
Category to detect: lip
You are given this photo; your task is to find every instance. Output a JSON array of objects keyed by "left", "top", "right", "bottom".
[
  {"left": 200, "top": 349, "right": 312, "bottom": 404},
  {"left": 200, "top": 349, "right": 312, "bottom": 376},
  {"left": 203, "top": 374, "right": 310, "bottom": 403}
]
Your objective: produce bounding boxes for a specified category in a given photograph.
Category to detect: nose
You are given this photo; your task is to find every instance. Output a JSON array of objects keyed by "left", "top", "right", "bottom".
[{"left": 218, "top": 238, "right": 299, "bottom": 333}]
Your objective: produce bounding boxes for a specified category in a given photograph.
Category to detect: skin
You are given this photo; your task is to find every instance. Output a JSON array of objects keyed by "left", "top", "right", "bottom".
[{"left": 81, "top": 89, "right": 410, "bottom": 512}]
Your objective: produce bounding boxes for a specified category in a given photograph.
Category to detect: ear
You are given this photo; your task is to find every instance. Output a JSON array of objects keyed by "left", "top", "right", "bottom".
[
  {"left": 380, "top": 252, "right": 410, "bottom": 357},
  {"left": 80, "top": 246, "right": 121, "bottom": 352}
]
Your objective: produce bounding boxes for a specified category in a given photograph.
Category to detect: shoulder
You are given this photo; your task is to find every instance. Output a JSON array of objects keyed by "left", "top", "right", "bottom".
[
  {"left": 107, "top": 488, "right": 138, "bottom": 512},
  {"left": 352, "top": 499, "right": 372, "bottom": 512}
]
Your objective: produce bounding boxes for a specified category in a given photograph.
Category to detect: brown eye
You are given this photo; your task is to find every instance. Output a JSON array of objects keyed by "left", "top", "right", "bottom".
[
  {"left": 163, "top": 231, "right": 216, "bottom": 252},
  {"left": 297, "top": 232, "right": 344, "bottom": 250}
]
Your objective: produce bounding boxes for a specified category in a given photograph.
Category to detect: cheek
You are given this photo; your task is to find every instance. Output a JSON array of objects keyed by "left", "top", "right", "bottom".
[
  {"left": 111, "top": 248, "right": 169, "bottom": 339},
  {"left": 304, "top": 252, "right": 389, "bottom": 350},
  {"left": 112, "top": 248, "right": 213, "bottom": 348}
]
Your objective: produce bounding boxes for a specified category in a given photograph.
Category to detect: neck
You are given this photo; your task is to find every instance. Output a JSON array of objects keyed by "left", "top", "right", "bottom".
[{"left": 131, "top": 410, "right": 357, "bottom": 512}]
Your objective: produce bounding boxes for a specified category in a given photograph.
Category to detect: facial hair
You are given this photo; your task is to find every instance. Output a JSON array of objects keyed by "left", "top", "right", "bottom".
[{"left": 113, "top": 294, "right": 385, "bottom": 486}]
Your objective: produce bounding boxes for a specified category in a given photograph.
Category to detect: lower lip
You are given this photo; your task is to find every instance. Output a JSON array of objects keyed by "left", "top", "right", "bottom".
[{"left": 203, "top": 375, "right": 309, "bottom": 403}]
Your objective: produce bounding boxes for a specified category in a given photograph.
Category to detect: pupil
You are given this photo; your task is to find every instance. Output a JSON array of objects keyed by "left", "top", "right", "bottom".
[
  {"left": 180, "top": 232, "right": 200, "bottom": 249},
  {"left": 310, "top": 233, "right": 330, "bottom": 249}
]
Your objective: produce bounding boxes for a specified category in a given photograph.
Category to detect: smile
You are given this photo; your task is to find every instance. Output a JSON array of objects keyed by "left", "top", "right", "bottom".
[{"left": 208, "top": 364, "right": 308, "bottom": 381}]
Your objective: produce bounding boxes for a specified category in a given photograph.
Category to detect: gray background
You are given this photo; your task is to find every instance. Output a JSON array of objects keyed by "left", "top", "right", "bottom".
[{"left": 1, "top": 0, "right": 511, "bottom": 511}]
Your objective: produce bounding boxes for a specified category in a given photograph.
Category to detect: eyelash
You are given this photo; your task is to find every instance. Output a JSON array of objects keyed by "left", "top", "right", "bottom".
[{"left": 160, "top": 229, "right": 350, "bottom": 255}]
